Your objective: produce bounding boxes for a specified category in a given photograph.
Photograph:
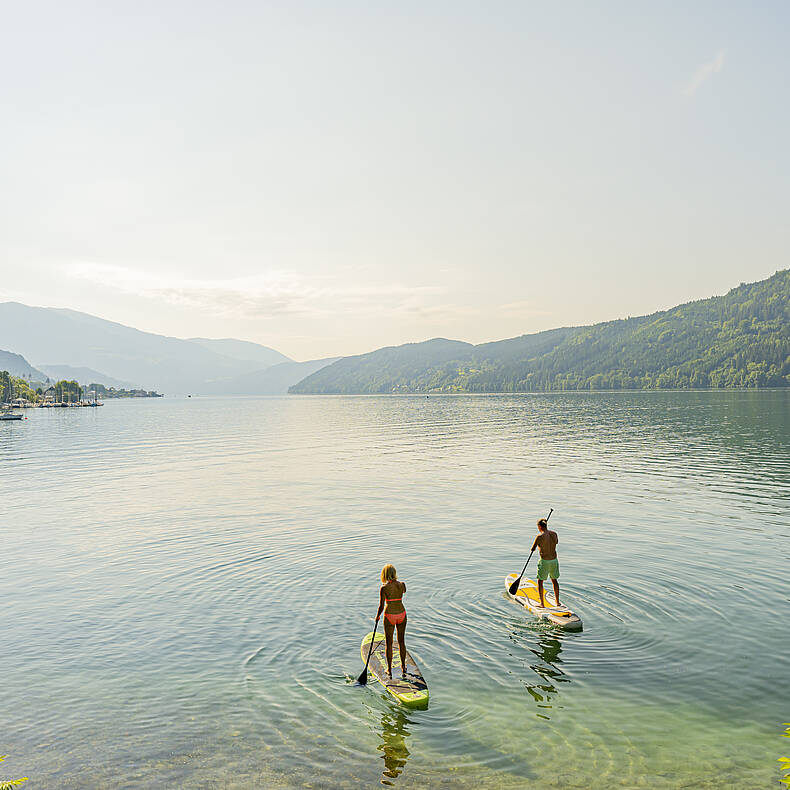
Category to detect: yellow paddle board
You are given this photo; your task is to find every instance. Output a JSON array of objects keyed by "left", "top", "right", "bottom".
[
  {"left": 360, "top": 631, "right": 429, "bottom": 709},
  {"left": 505, "top": 574, "right": 583, "bottom": 630}
]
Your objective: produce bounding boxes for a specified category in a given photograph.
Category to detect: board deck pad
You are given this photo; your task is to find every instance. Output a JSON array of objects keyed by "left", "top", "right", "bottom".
[
  {"left": 505, "top": 574, "right": 583, "bottom": 631},
  {"left": 361, "top": 632, "right": 429, "bottom": 708}
]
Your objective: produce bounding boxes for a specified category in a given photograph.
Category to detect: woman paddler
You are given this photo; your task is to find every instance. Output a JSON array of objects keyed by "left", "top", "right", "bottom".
[{"left": 375, "top": 564, "right": 408, "bottom": 678}]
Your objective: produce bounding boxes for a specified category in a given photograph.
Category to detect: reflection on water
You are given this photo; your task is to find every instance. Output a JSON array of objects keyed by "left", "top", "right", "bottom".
[
  {"left": 506, "top": 622, "right": 573, "bottom": 719},
  {"left": 377, "top": 708, "right": 412, "bottom": 785},
  {"left": 524, "top": 633, "right": 569, "bottom": 719}
]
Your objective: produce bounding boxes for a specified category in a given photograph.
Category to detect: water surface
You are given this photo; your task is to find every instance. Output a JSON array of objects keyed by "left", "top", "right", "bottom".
[{"left": 2, "top": 392, "right": 788, "bottom": 788}]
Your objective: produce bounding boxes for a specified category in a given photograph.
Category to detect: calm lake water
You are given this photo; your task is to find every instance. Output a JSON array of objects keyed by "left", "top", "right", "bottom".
[{"left": 2, "top": 393, "right": 789, "bottom": 789}]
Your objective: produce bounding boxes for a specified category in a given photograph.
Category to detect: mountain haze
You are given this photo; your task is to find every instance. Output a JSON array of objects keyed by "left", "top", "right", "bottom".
[
  {"left": 0, "top": 349, "right": 45, "bottom": 380},
  {"left": 199, "top": 358, "right": 339, "bottom": 396},
  {"left": 187, "top": 338, "right": 291, "bottom": 368},
  {"left": 37, "top": 365, "right": 135, "bottom": 389},
  {"left": 291, "top": 270, "right": 790, "bottom": 393},
  {"left": 0, "top": 302, "right": 289, "bottom": 394}
]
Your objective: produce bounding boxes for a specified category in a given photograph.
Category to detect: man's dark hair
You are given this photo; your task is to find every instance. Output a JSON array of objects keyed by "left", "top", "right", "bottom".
[{"left": 537, "top": 518, "right": 548, "bottom": 530}]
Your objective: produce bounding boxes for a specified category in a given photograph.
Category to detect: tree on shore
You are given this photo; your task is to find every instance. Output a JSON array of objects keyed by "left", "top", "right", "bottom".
[
  {"left": 54, "top": 380, "right": 82, "bottom": 402},
  {"left": 0, "top": 371, "right": 39, "bottom": 403}
]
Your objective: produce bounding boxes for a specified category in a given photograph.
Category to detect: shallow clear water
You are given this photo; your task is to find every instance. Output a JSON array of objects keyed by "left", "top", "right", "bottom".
[{"left": 2, "top": 392, "right": 788, "bottom": 789}]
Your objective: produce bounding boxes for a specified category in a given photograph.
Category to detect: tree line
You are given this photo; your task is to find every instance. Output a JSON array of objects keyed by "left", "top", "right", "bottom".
[{"left": 0, "top": 375, "right": 160, "bottom": 402}]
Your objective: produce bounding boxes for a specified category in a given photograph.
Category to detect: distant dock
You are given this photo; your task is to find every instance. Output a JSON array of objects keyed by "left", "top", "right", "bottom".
[{"left": 2, "top": 399, "right": 103, "bottom": 410}]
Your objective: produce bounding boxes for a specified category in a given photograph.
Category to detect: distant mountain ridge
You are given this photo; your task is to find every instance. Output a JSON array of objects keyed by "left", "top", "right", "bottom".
[
  {"left": 290, "top": 270, "right": 790, "bottom": 393},
  {"left": 0, "top": 349, "right": 45, "bottom": 380},
  {"left": 0, "top": 302, "right": 297, "bottom": 394},
  {"left": 37, "top": 365, "right": 134, "bottom": 389},
  {"left": 198, "top": 357, "right": 340, "bottom": 395},
  {"left": 187, "top": 338, "right": 291, "bottom": 368}
]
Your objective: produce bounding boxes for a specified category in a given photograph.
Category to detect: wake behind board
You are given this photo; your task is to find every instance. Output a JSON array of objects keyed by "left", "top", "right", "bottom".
[
  {"left": 505, "top": 574, "right": 583, "bottom": 631},
  {"left": 360, "top": 631, "right": 429, "bottom": 709}
]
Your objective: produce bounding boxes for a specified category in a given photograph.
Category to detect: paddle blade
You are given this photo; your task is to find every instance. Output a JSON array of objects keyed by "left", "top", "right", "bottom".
[
  {"left": 356, "top": 668, "right": 368, "bottom": 685},
  {"left": 508, "top": 576, "right": 521, "bottom": 595}
]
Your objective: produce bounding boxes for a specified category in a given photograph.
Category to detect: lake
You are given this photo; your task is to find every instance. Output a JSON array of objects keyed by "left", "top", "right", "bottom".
[{"left": 2, "top": 392, "right": 788, "bottom": 788}]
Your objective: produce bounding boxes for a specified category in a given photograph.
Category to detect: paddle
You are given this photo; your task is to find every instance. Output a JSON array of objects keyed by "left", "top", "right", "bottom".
[
  {"left": 508, "top": 508, "right": 553, "bottom": 595},
  {"left": 357, "top": 613, "right": 381, "bottom": 685}
]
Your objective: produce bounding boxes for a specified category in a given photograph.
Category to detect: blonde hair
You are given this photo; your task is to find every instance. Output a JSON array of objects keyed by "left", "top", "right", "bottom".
[{"left": 381, "top": 564, "right": 398, "bottom": 583}]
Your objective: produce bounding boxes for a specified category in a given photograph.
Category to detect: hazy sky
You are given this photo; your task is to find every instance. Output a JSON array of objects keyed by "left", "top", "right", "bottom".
[{"left": 1, "top": 2, "right": 787, "bottom": 360}]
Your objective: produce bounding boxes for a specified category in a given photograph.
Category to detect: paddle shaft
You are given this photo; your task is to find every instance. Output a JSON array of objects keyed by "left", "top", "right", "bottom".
[
  {"left": 357, "top": 613, "right": 381, "bottom": 684},
  {"left": 509, "top": 508, "right": 553, "bottom": 595}
]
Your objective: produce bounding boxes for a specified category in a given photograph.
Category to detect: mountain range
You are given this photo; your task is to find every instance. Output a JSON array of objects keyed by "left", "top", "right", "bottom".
[
  {"left": 4, "top": 269, "right": 790, "bottom": 396},
  {"left": 0, "top": 302, "right": 334, "bottom": 395},
  {"left": 291, "top": 269, "right": 790, "bottom": 393}
]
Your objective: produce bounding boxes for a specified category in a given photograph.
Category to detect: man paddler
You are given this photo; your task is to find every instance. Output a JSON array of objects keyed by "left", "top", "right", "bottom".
[{"left": 531, "top": 517, "right": 560, "bottom": 607}]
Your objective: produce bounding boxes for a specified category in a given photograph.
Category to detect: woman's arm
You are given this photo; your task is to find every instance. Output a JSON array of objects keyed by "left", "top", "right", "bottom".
[{"left": 376, "top": 586, "right": 385, "bottom": 619}]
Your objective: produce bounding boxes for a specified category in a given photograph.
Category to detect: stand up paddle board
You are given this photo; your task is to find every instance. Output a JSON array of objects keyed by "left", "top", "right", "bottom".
[
  {"left": 360, "top": 631, "right": 429, "bottom": 709},
  {"left": 505, "top": 574, "right": 583, "bottom": 631}
]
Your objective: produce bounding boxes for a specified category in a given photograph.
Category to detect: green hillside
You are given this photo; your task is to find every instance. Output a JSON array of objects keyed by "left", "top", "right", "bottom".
[{"left": 290, "top": 270, "right": 790, "bottom": 394}]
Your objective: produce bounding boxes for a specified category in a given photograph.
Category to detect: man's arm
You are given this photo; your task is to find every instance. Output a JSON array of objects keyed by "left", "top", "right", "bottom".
[{"left": 531, "top": 536, "right": 539, "bottom": 551}]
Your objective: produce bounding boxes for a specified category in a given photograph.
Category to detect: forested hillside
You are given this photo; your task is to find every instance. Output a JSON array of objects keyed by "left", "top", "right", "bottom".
[
  {"left": 291, "top": 339, "right": 473, "bottom": 395},
  {"left": 291, "top": 270, "right": 790, "bottom": 393}
]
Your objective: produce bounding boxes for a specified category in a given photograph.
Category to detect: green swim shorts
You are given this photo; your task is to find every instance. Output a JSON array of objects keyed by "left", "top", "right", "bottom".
[{"left": 536, "top": 558, "right": 560, "bottom": 580}]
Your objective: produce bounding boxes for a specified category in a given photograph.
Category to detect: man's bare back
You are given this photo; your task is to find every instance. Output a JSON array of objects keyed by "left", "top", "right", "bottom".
[
  {"left": 532, "top": 529, "right": 558, "bottom": 560},
  {"left": 531, "top": 519, "right": 560, "bottom": 606}
]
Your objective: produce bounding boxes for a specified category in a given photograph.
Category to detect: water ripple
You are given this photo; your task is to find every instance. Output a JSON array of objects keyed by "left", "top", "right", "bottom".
[{"left": 2, "top": 392, "right": 788, "bottom": 789}]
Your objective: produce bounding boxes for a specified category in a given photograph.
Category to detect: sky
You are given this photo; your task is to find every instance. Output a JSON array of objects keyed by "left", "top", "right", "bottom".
[{"left": 1, "top": 1, "right": 788, "bottom": 360}]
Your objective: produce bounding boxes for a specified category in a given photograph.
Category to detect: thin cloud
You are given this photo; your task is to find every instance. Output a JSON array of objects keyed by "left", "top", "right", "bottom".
[
  {"left": 684, "top": 51, "right": 725, "bottom": 96},
  {"left": 499, "top": 300, "right": 552, "bottom": 317},
  {"left": 66, "top": 262, "right": 442, "bottom": 320},
  {"left": 403, "top": 299, "right": 551, "bottom": 324}
]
